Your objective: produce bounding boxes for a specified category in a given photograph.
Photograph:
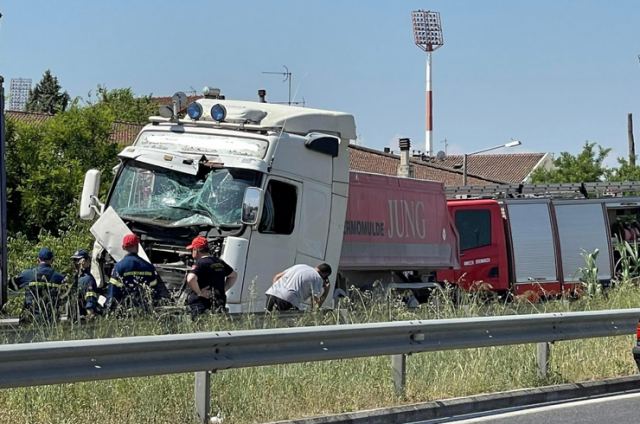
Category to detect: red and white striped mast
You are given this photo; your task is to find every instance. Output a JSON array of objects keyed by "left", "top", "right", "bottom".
[{"left": 411, "top": 10, "right": 444, "bottom": 156}]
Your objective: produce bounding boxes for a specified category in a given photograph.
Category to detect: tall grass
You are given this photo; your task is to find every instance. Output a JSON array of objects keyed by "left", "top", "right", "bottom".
[
  {"left": 2, "top": 234, "right": 640, "bottom": 423},
  {"left": 1, "top": 281, "right": 639, "bottom": 424}
]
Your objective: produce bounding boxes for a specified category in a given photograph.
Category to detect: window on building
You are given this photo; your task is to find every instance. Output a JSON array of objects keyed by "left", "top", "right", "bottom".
[
  {"left": 259, "top": 180, "right": 297, "bottom": 234},
  {"left": 455, "top": 209, "right": 491, "bottom": 251}
]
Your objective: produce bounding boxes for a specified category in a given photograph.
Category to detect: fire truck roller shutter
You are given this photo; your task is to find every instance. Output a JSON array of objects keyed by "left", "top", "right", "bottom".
[
  {"left": 553, "top": 202, "right": 612, "bottom": 284},
  {"left": 505, "top": 201, "right": 558, "bottom": 285}
]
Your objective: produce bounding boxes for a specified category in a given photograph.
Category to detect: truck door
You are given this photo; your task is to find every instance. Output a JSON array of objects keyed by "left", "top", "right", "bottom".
[
  {"left": 295, "top": 181, "right": 331, "bottom": 265},
  {"left": 240, "top": 177, "right": 301, "bottom": 311},
  {"left": 438, "top": 201, "right": 508, "bottom": 292},
  {"left": 504, "top": 200, "right": 561, "bottom": 296}
]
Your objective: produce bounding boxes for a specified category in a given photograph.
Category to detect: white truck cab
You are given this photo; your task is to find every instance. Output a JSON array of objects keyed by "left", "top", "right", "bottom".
[{"left": 80, "top": 93, "right": 356, "bottom": 312}]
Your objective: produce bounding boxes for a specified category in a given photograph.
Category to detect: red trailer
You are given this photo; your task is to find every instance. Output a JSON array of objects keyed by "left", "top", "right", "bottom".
[{"left": 337, "top": 171, "right": 459, "bottom": 290}]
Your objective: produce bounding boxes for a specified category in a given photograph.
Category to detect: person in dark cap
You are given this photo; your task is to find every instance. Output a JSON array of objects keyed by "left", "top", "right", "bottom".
[
  {"left": 14, "top": 247, "right": 67, "bottom": 323},
  {"left": 185, "top": 235, "right": 237, "bottom": 318},
  {"left": 105, "top": 233, "right": 168, "bottom": 313},
  {"left": 70, "top": 249, "right": 101, "bottom": 318}
]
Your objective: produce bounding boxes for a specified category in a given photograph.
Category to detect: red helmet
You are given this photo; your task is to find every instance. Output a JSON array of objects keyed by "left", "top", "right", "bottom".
[
  {"left": 186, "top": 236, "right": 208, "bottom": 250},
  {"left": 122, "top": 233, "right": 140, "bottom": 249}
]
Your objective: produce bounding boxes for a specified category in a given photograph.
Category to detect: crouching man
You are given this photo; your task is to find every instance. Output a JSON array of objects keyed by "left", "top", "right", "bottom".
[{"left": 265, "top": 263, "right": 332, "bottom": 311}]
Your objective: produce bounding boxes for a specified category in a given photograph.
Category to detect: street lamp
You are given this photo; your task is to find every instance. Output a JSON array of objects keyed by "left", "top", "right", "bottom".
[
  {"left": 412, "top": 10, "right": 444, "bottom": 156},
  {"left": 462, "top": 139, "right": 522, "bottom": 185}
]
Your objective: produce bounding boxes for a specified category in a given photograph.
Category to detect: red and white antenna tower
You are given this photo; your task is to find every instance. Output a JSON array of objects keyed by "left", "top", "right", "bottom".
[{"left": 411, "top": 10, "right": 444, "bottom": 156}]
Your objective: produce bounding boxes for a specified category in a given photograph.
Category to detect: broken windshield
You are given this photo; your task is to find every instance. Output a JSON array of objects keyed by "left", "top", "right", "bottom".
[{"left": 108, "top": 162, "right": 261, "bottom": 227}]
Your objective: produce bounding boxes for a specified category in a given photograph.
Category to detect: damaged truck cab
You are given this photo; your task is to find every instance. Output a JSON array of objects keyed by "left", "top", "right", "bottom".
[{"left": 80, "top": 95, "right": 356, "bottom": 312}]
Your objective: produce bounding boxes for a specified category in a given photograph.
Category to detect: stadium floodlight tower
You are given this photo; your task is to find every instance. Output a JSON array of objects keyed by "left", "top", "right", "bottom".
[{"left": 412, "top": 10, "right": 444, "bottom": 156}]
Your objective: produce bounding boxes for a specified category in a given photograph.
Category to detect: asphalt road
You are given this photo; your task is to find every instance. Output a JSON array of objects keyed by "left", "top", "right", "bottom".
[{"left": 436, "top": 392, "right": 640, "bottom": 424}]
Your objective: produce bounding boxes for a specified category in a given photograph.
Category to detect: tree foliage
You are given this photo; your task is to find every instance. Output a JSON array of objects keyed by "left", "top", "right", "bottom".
[
  {"left": 531, "top": 142, "right": 611, "bottom": 183},
  {"left": 607, "top": 157, "right": 640, "bottom": 182},
  {"left": 6, "top": 106, "right": 118, "bottom": 236},
  {"left": 90, "top": 86, "right": 156, "bottom": 124},
  {"left": 25, "top": 70, "right": 71, "bottom": 115}
]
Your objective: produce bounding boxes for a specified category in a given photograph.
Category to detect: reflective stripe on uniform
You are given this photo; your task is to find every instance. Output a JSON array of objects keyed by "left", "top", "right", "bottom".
[
  {"left": 27, "top": 281, "right": 63, "bottom": 289},
  {"left": 122, "top": 271, "right": 154, "bottom": 277},
  {"left": 85, "top": 291, "right": 97, "bottom": 299},
  {"left": 109, "top": 278, "right": 124, "bottom": 288}
]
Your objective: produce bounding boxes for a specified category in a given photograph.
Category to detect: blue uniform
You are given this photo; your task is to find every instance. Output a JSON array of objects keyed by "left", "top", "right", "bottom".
[
  {"left": 15, "top": 264, "right": 66, "bottom": 322},
  {"left": 106, "top": 253, "right": 167, "bottom": 311},
  {"left": 76, "top": 269, "right": 100, "bottom": 315}
]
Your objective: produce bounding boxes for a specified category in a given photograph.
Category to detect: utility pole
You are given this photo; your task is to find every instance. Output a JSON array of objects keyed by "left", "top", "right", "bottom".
[
  {"left": 0, "top": 75, "right": 7, "bottom": 308},
  {"left": 629, "top": 113, "right": 636, "bottom": 167},
  {"left": 0, "top": 9, "right": 8, "bottom": 307}
]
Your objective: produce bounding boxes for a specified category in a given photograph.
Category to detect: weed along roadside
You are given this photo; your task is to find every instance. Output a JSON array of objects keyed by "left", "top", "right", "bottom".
[{"left": 1, "top": 280, "right": 640, "bottom": 424}]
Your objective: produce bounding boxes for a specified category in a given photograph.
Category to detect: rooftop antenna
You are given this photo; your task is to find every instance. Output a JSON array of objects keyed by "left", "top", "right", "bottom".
[
  {"left": 262, "top": 65, "right": 293, "bottom": 105},
  {"left": 441, "top": 137, "right": 448, "bottom": 155},
  {"left": 412, "top": 10, "right": 445, "bottom": 157}
]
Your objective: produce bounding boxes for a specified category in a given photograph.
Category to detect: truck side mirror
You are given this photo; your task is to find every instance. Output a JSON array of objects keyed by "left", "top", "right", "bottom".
[
  {"left": 241, "top": 187, "right": 263, "bottom": 226},
  {"left": 79, "top": 169, "right": 102, "bottom": 220}
]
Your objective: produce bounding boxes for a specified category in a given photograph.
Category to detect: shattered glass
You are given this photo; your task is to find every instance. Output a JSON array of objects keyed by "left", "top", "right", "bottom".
[{"left": 109, "top": 163, "right": 260, "bottom": 227}]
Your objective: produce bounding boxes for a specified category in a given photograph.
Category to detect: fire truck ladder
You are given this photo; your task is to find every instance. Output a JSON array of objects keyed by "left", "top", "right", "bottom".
[{"left": 445, "top": 181, "right": 640, "bottom": 199}]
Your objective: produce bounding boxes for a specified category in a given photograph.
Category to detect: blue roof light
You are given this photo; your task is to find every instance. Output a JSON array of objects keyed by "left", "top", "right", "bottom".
[
  {"left": 186, "top": 102, "right": 203, "bottom": 120},
  {"left": 211, "top": 104, "right": 227, "bottom": 122}
]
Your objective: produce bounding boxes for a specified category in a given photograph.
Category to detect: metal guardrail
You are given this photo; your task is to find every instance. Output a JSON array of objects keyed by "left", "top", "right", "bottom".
[{"left": 0, "top": 309, "right": 639, "bottom": 423}]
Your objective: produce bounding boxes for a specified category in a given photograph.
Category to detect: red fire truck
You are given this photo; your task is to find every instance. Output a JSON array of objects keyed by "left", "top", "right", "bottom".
[{"left": 437, "top": 182, "right": 640, "bottom": 299}]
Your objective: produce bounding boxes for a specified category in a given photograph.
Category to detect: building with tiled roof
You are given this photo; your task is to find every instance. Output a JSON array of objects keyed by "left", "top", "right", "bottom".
[
  {"left": 150, "top": 95, "right": 200, "bottom": 106},
  {"left": 5, "top": 111, "right": 550, "bottom": 185},
  {"left": 349, "top": 145, "right": 504, "bottom": 186},
  {"left": 110, "top": 121, "right": 144, "bottom": 145},
  {"left": 427, "top": 153, "right": 553, "bottom": 184},
  {"left": 6, "top": 110, "right": 52, "bottom": 125},
  {"left": 367, "top": 145, "right": 553, "bottom": 185},
  {"left": 5, "top": 110, "right": 143, "bottom": 145}
]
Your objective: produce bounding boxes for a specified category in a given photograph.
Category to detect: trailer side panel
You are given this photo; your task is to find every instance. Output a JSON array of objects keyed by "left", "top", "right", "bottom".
[{"left": 340, "top": 172, "right": 459, "bottom": 271}]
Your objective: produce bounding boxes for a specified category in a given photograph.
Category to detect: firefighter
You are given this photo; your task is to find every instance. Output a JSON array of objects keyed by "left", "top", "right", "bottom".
[
  {"left": 105, "top": 234, "right": 168, "bottom": 313},
  {"left": 185, "top": 235, "right": 237, "bottom": 317},
  {"left": 70, "top": 249, "right": 101, "bottom": 318},
  {"left": 14, "top": 247, "right": 67, "bottom": 323}
]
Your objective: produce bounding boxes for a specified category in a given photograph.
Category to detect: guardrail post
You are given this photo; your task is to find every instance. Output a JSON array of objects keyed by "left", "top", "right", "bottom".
[
  {"left": 195, "top": 371, "right": 213, "bottom": 423},
  {"left": 537, "top": 342, "right": 550, "bottom": 378},
  {"left": 391, "top": 354, "right": 406, "bottom": 396}
]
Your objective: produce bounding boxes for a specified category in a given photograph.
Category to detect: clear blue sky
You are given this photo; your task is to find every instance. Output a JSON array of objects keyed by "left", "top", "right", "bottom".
[{"left": 1, "top": 1, "right": 639, "bottom": 164}]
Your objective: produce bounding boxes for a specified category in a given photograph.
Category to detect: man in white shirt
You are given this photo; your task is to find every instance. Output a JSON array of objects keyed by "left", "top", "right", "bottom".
[{"left": 265, "top": 263, "right": 332, "bottom": 311}]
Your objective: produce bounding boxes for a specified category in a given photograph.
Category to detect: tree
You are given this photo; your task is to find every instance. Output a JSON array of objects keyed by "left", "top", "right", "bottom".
[
  {"left": 90, "top": 86, "right": 156, "bottom": 124},
  {"left": 5, "top": 106, "right": 118, "bottom": 236},
  {"left": 531, "top": 141, "right": 611, "bottom": 183},
  {"left": 607, "top": 157, "right": 640, "bottom": 182},
  {"left": 26, "top": 70, "right": 71, "bottom": 114}
]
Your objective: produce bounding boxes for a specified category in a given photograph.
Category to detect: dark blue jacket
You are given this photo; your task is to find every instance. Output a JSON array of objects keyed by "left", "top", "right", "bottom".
[
  {"left": 77, "top": 269, "right": 100, "bottom": 315},
  {"left": 106, "top": 253, "right": 166, "bottom": 310},
  {"left": 16, "top": 263, "right": 66, "bottom": 321}
]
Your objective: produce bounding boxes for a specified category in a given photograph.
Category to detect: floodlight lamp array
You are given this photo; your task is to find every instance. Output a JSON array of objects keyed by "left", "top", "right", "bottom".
[{"left": 412, "top": 10, "right": 444, "bottom": 52}]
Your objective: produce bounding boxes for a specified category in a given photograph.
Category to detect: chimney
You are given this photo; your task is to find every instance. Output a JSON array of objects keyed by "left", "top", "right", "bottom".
[
  {"left": 398, "top": 138, "right": 415, "bottom": 178},
  {"left": 383, "top": 147, "right": 391, "bottom": 154},
  {"left": 258, "top": 89, "right": 267, "bottom": 103}
]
